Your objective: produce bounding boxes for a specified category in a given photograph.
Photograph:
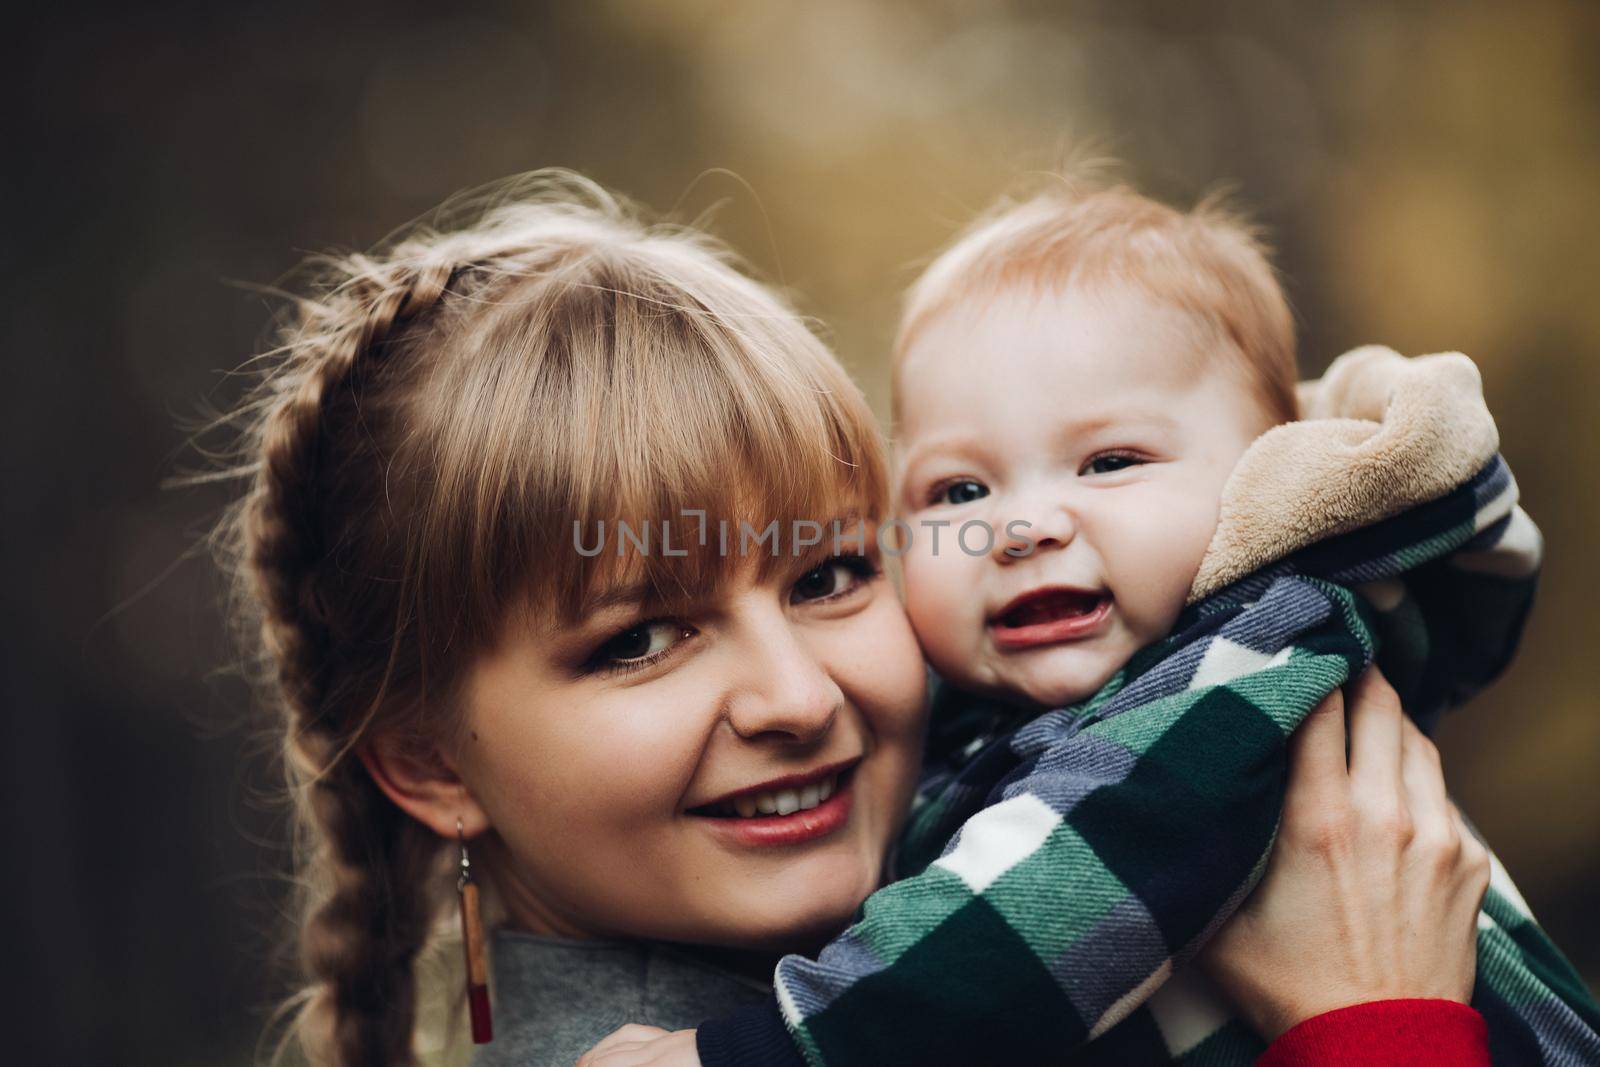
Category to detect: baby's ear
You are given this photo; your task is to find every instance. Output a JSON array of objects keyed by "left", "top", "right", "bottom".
[{"left": 358, "top": 732, "right": 490, "bottom": 841}]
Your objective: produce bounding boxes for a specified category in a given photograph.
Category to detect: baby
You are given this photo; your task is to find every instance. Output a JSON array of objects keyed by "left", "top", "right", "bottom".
[
  {"left": 892, "top": 187, "right": 1297, "bottom": 716},
  {"left": 685, "top": 184, "right": 1595, "bottom": 1066}
]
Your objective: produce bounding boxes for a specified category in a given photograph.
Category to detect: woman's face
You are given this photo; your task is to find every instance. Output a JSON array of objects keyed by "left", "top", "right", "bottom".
[{"left": 455, "top": 539, "right": 928, "bottom": 951}]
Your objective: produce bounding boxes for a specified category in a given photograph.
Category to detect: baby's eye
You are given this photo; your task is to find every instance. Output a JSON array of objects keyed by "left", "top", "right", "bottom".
[
  {"left": 932, "top": 478, "right": 990, "bottom": 506},
  {"left": 1080, "top": 453, "right": 1145, "bottom": 476}
]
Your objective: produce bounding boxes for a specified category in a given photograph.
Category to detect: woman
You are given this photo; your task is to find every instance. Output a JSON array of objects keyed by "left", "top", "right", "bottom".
[{"left": 213, "top": 172, "right": 1488, "bottom": 1067}]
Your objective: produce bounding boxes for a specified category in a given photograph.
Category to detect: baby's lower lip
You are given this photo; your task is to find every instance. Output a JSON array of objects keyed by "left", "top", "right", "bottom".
[{"left": 988, "top": 596, "right": 1112, "bottom": 650}]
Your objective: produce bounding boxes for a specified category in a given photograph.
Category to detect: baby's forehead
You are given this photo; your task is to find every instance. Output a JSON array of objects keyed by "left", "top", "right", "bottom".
[
  {"left": 907, "top": 277, "right": 1217, "bottom": 357},
  {"left": 898, "top": 282, "right": 1249, "bottom": 400},
  {"left": 892, "top": 287, "right": 1275, "bottom": 470}
]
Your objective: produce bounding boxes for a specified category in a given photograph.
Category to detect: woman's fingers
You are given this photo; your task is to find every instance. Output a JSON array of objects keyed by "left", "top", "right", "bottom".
[
  {"left": 1206, "top": 677, "right": 1488, "bottom": 1038},
  {"left": 1399, "top": 716, "right": 1451, "bottom": 835},
  {"left": 1346, "top": 667, "right": 1405, "bottom": 798},
  {"left": 577, "top": 1029, "right": 702, "bottom": 1067},
  {"left": 1286, "top": 685, "right": 1348, "bottom": 816},
  {"left": 577, "top": 1025, "right": 671, "bottom": 1066},
  {"left": 1451, "top": 802, "right": 1494, "bottom": 907}
]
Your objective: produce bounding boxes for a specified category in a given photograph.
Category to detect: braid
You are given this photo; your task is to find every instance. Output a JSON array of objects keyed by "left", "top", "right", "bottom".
[
  {"left": 232, "top": 193, "right": 638, "bottom": 1064},
  {"left": 289, "top": 733, "right": 440, "bottom": 1067},
  {"left": 246, "top": 252, "right": 454, "bottom": 703},
  {"left": 241, "top": 249, "right": 460, "bottom": 1067}
]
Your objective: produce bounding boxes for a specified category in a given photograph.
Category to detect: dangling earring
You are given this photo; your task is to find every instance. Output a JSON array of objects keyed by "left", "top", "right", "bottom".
[{"left": 458, "top": 817, "right": 493, "bottom": 1043}]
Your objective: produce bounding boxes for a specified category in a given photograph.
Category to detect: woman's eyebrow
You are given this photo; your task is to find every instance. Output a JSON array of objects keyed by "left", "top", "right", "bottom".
[
  {"left": 578, "top": 571, "right": 714, "bottom": 619},
  {"left": 790, "top": 512, "right": 875, "bottom": 568},
  {"left": 578, "top": 580, "right": 659, "bottom": 616}
]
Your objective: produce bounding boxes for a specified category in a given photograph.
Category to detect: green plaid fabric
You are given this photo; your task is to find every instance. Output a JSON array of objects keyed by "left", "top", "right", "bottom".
[{"left": 768, "top": 455, "right": 1598, "bottom": 1065}]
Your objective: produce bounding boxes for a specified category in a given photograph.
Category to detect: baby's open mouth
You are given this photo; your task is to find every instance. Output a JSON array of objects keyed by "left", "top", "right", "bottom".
[
  {"left": 988, "top": 587, "right": 1112, "bottom": 650},
  {"left": 992, "top": 587, "right": 1107, "bottom": 628}
]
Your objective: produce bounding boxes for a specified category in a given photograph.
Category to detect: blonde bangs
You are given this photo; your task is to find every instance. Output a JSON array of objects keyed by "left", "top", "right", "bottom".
[{"left": 397, "top": 216, "right": 888, "bottom": 646}]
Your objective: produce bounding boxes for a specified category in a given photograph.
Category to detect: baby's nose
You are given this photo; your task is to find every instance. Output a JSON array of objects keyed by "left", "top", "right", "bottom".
[{"left": 993, "top": 501, "right": 1077, "bottom": 561}]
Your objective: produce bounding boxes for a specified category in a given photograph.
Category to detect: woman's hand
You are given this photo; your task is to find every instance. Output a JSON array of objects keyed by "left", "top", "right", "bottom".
[
  {"left": 1197, "top": 667, "right": 1490, "bottom": 1042},
  {"left": 576, "top": 1024, "right": 701, "bottom": 1067}
]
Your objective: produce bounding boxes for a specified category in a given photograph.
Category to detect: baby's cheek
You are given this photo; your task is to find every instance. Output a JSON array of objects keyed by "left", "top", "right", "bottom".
[
  {"left": 1113, "top": 517, "right": 1216, "bottom": 639},
  {"left": 901, "top": 549, "right": 981, "bottom": 682},
  {"left": 1153, "top": 501, "right": 1223, "bottom": 619},
  {"left": 1177, "top": 492, "right": 1226, "bottom": 582}
]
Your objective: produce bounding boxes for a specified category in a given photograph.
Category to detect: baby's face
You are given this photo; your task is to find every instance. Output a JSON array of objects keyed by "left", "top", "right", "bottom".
[{"left": 894, "top": 282, "right": 1276, "bottom": 710}]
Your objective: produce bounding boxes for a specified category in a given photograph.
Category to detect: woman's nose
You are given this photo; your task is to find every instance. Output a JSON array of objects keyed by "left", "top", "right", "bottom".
[
  {"left": 724, "top": 612, "right": 843, "bottom": 744},
  {"left": 993, "top": 492, "right": 1078, "bottom": 562}
]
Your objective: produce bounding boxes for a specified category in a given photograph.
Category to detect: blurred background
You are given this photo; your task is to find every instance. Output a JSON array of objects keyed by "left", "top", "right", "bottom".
[{"left": 7, "top": 1, "right": 1598, "bottom": 1063}]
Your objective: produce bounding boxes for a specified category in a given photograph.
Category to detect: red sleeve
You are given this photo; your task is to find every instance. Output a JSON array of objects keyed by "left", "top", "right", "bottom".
[{"left": 1255, "top": 998, "right": 1489, "bottom": 1067}]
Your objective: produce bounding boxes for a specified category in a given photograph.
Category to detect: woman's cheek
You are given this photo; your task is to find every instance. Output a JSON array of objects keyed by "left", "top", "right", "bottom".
[
  {"left": 589, "top": 690, "right": 710, "bottom": 812},
  {"left": 817, "top": 592, "right": 927, "bottom": 823},
  {"left": 857, "top": 594, "right": 931, "bottom": 813},
  {"left": 813, "top": 592, "right": 923, "bottom": 741},
  {"left": 513, "top": 692, "right": 696, "bottom": 833}
]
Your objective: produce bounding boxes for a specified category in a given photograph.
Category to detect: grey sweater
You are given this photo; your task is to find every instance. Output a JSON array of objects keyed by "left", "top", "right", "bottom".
[{"left": 468, "top": 928, "right": 773, "bottom": 1067}]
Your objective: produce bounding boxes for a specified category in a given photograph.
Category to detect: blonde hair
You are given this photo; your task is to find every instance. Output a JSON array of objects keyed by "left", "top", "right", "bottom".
[
  {"left": 894, "top": 181, "right": 1298, "bottom": 426},
  {"left": 204, "top": 172, "right": 886, "bottom": 1066}
]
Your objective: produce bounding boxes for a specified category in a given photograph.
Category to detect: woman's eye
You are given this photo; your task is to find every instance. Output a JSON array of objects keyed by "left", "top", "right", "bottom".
[
  {"left": 933, "top": 479, "right": 990, "bottom": 506},
  {"left": 588, "top": 620, "right": 686, "bottom": 672},
  {"left": 791, "top": 555, "right": 876, "bottom": 604},
  {"left": 1080, "top": 453, "right": 1144, "bottom": 476}
]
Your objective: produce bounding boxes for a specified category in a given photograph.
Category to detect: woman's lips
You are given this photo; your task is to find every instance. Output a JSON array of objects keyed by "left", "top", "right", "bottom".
[
  {"left": 988, "top": 589, "right": 1112, "bottom": 650},
  {"left": 689, "top": 769, "right": 855, "bottom": 848}
]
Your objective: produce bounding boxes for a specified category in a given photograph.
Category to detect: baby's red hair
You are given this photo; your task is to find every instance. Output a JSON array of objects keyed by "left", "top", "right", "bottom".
[{"left": 894, "top": 182, "right": 1299, "bottom": 428}]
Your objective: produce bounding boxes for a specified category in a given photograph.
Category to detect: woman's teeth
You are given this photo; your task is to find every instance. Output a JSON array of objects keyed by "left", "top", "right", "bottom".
[{"left": 712, "top": 774, "right": 838, "bottom": 819}]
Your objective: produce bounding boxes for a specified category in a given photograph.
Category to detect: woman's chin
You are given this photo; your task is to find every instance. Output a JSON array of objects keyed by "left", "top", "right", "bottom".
[
  {"left": 705, "top": 867, "right": 878, "bottom": 952},
  {"left": 717, "top": 907, "right": 866, "bottom": 955}
]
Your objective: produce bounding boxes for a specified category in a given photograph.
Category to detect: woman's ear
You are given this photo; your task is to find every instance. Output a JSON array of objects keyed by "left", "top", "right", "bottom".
[{"left": 357, "top": 733, "right": 491, "bottom": 841}]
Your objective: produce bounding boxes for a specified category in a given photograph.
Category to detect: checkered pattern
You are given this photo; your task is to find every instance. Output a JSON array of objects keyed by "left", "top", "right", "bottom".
[{"left": 770, "top": 456, "right": 1598, "bottom": 1065}]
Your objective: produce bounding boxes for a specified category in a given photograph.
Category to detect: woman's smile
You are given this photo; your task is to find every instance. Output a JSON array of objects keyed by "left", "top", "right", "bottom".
[
  {"left": 690, "top": 770, "right": 855, "bottom": 848},
  {"left": 686, "top": 761, "right": 859, "bottom": 848}
]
